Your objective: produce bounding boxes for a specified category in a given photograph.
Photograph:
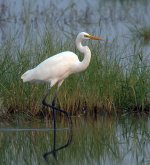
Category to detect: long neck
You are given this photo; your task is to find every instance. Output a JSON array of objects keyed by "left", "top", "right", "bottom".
[{"left": 75, "top": 37, "right": 91, "bottom": 72}]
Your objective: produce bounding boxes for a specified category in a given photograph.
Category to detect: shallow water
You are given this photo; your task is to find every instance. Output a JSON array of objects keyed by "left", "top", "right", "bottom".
[
  {"left": 0, "top": 1, "right": 150, "bottom": 164},
  {"left": 0, "top": 115, "right": 150, "bottom": 165},
  {"left": 0, "top": 0, "right": 150, "bottom": 45},
  {"left": 0, "top": 0, "right": 150, "bottom": 66}
]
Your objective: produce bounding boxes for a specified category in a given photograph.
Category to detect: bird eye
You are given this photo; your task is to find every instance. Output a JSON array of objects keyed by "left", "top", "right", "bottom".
[
  {"left": 84, "top": 34, "right": 89, "bottom": 38},
  {"left": 84, "top": 34, "right": 91, "bottom": 39}
]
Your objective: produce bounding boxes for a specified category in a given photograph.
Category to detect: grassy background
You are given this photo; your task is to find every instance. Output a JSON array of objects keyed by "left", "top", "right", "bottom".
[{"left": 0, "top": 31, "right": 149, "bottom": 118}]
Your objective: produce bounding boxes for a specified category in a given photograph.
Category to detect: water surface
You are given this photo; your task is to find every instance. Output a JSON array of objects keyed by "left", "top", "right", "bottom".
[
  {"left": 0, "top": 115, "right": 150, "bottom": 165},
  {"left": 0, "top": 1, "right": 150, "bottom": 164}
]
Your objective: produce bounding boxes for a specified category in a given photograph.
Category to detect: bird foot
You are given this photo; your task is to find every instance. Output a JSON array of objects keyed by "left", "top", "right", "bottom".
[{"left": 52, "top": 99, "right": 56, "bottom": 107}]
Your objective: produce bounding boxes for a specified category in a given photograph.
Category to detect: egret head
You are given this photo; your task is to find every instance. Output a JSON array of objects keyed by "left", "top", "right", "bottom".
[{"left": 77, "top": 32, "right": 104, "bottom": 41}]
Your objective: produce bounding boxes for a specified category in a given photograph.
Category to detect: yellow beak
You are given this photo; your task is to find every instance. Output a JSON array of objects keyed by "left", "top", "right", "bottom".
[{"left": 88, "top": 34, "right": 104, "bottom": 40}]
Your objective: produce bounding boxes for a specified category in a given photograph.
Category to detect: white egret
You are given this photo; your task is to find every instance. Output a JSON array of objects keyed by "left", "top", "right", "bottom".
[
  {"left": 21, "top": 32, "right": 103, "bottom": 126},
  {"left": 21, "top": 32, "right": 103, "bottom": 86}
]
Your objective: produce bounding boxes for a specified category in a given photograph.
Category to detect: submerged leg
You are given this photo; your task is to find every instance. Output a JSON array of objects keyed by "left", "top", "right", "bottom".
[
  {"left": 51, "top": 87, "right": 60, "bottom": 129},
  {"left": 42, "top": 84, "right": 72, "bottom": 128},
  {"left": 42, "top": 86, "right": 59, "bottom": 129}
]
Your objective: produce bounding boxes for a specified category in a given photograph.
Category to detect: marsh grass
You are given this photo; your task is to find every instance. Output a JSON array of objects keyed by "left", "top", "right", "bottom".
[
  {"left": 139, "top": 27, "right": 150, "bottom": 43},
  {"left": 0, "top": 31, "right": 150, "bottom": 118},
  {"left": 0, "top": 0, "right": 149, "bottom": 118},
  {"left": 129, "top": 25, "right": 150, "bottom": 45}
]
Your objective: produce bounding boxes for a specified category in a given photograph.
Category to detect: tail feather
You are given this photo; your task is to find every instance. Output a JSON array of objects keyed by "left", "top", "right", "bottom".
[{"left": 21, "top": 69, "right": 34, "bottom": 82}]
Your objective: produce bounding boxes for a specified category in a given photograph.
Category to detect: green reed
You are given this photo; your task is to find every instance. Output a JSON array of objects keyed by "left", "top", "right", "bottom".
[
  {"left": 0, "top": 29, "right": 149, "bottom": 117},
  {"left": 129, "top": 25, "right": 150, "bottom": 45}
]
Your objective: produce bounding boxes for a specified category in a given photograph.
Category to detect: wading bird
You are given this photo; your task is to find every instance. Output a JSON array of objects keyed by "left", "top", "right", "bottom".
[{"left": 21, "top": 32, "right": 103, "bottom": 127}]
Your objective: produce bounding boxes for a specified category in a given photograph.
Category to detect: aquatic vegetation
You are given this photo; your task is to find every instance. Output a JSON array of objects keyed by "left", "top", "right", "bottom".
[
  {"left": 0, "top": 31, "right": 149, "bottom": 118},
  {"left": 0, "top": 116, "right": 150, "bottom": 165},
  {"left": 139, "top": 27, "right": 150, "bottom": 43},
  {"left": 130, "top": 26, "right": 150, "bottom": 44},
  {"left": 0, "top": 0, "right": 150, "bottom": 118}
]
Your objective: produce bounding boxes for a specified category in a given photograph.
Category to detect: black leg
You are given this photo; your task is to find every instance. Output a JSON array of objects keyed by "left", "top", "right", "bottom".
[
  {"left": 42, "top": 85, "right": 73, "bottom": 164},
  {"left": 42, "top": 88, "right": 57, "bottom": 129},
  {"left": 42, "top": 88, "right": 51, "bottom": 106},
  {"left": 52, "top": 88, "right": 60, "bottom": 130},
  {"left": 52, "top": 96, "right": 57, "bottom": 130},
  {"left": 42, "top": 87, "right": 72, "bottom": 128}
]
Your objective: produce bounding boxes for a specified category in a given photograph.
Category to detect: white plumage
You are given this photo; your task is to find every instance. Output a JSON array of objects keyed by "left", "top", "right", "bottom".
[
  {"left": 21, "top": 32, "right": 103, "bottom": 88},
  {"left": 21, "top": 51, "right": 79, "bottom": 86}
]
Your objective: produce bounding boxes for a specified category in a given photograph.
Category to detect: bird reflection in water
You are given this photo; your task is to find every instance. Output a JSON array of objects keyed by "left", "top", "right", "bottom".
[
  {"left": 43, "top": 123, "right": 72, "bottom": 164},
  {"left": 42, "top": 89, "right": 72, "bottom": 164},
  {"left": 21, "top": 32, "right": 103, "bottom": 164}
]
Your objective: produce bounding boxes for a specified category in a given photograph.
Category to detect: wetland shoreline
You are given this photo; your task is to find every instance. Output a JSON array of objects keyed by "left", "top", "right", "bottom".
[{"left": 0, "top": 0, "right": 150, "bottom": 120}]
